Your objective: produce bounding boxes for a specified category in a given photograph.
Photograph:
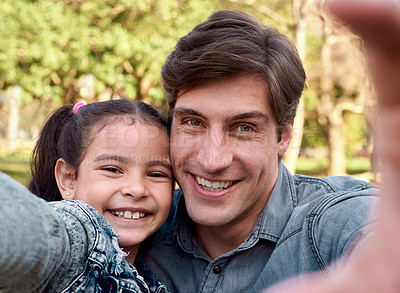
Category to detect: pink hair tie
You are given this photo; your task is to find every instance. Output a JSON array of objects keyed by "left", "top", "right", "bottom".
[{"left": 72, "top": 102, "right": 86, "bottom": 114}]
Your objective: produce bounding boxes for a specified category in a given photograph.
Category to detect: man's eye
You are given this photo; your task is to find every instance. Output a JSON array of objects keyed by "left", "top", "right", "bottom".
[
  {"left": 237, "top": 125, "right": 254, "bottom": 132},
  {"left": 185, "top": 119, "right": 201, "bottom": 126}
]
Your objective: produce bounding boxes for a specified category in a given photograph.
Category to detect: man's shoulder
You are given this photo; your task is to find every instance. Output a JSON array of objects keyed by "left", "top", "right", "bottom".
[
  {"left": 275, "top": 175, "right": 378, "bottom": 271},
  {"left": 292, "top": 173, "right": 378, "bottom": 202},
  {"left": 279, "top": 174, "right": 378, "bottom": 244},
  {"left": 288, "top": 174, "right": 378, "bottom": 229}
]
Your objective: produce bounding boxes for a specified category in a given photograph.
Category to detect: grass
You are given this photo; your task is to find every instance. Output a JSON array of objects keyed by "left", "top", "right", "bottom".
[
  {"left": 0, "top": 151, "right": 372, "bottom": 186},
  {"left": 296, "top": 157, "right": 371, "bottom": 177},
  {"left": 0, "top": 151, "right": 31, "bottom": 185}
]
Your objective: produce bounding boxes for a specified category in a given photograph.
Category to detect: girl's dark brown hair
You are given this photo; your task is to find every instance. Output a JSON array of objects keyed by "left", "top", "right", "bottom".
[{"left": 28, "top": 99, "right": 167, "bottom": 201}]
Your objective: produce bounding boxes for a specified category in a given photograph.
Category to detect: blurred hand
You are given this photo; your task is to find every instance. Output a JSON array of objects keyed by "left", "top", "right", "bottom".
[
  {"left": 326, "top": 0, "right": 400, "bottom": 106},
  {"left": 264, "top": 1, "right": 400, "bottom": 292}
]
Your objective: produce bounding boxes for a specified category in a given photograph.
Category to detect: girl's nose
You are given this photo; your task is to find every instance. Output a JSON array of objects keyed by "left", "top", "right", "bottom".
[{"left": 121, "top": 176, "right": 148, "bottom": 200}]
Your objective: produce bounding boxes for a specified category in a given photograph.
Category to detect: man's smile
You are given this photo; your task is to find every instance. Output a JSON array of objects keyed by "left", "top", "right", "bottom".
[{"left": 195, "top": 175, "right": 234, "bottom": 191}]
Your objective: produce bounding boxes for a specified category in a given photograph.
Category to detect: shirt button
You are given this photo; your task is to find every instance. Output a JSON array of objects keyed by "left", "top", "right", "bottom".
[{"left": 213, "top": 265, "right": 222, "bottom": 274}]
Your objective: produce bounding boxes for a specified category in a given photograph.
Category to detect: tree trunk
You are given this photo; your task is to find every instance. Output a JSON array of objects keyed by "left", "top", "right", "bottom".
[
  {"left": 282, "top": 0, "right": 310, "bottom": 173},
  {"left": 319, "top": 30, "right": 348, "bottom": 176},
  {"left": 327, "top": 110, "right": 347, "bottom": 176},
  {"left": 6, "top": 86, "right": 20, "bottom": 153}
]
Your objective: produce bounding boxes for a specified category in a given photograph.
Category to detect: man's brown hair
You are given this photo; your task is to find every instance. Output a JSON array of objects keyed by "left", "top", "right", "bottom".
[{"left": 162, "top": 10, "right": 306, "bottom": 139}]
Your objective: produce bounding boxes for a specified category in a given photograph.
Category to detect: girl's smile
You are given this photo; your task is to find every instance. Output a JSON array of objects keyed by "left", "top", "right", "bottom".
[{"left": 58, "top": 120, "right": 173, "bottom": 261}]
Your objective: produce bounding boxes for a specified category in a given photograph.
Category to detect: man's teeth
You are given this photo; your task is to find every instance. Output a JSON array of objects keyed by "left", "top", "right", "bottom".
[
  {"left": 111, "top": 210, "right": 146, "bottom": 219},
  {"left": 195, "top": 176, "right": 233, "bottom": 191}
]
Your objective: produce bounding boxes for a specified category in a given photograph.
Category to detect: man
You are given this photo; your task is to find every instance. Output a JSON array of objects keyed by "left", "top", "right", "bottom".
[{"left": 140, "top": 9, "right": 378, "bottom": 292}]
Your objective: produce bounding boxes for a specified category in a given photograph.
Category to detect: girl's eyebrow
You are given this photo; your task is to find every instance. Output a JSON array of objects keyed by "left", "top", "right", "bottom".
[
  {"left": 95, "top": 154, "right": 128, "bottom": 163},
  {"left": 94, "top": 154, "right": 171, "bottom": 169}
]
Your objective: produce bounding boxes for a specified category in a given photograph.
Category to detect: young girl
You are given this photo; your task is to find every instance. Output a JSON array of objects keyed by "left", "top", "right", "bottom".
[{"left": 0, "top": 100, "right": 172, "bottom": 292}]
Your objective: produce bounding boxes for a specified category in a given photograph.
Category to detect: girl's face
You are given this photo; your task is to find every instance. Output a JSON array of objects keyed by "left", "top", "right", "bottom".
[{"left": 62, "top": 120, "right": 172, "bottom": 259}]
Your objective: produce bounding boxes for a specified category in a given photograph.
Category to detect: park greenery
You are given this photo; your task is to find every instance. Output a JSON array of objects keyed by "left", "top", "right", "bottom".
[{"left": 0, "top": 0, "right": 376, "bottom": 183}]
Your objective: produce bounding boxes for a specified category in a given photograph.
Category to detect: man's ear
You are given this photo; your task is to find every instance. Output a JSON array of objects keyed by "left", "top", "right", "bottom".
[
  {"left": 55, "top": 158, "right": 76, "bottom": 200},
  {"left": 277, "top": 121, "right": 294, "bottom": 157}
]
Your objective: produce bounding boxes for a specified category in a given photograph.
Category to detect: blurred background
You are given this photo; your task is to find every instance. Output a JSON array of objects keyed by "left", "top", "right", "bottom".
[{"left": 0, "top": 0, "right": 377, "bottom": 185}]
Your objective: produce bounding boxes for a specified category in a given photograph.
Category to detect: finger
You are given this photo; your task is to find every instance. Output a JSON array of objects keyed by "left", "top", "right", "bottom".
[
  {"left": 325, "top": 0, "right": 400, "bottom": 52},
  {"left": 263, "top": 274, "right": 342, "bottom": 293}
]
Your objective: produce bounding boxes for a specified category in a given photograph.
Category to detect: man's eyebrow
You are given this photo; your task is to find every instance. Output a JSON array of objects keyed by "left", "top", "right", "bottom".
[
  {"left": 225, "top": 111, "right": 271, "bottom": 124},
  {"left": 172, "top": 107, "right": 207, "bottom": 120},
  {"left": 173, "top": 107, "right": 270, "bottom": 124}
]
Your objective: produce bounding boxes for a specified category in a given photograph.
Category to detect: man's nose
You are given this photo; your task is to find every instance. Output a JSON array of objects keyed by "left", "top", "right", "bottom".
[{"left": 197, "top": 129, "right": 233, "bottom": 173}]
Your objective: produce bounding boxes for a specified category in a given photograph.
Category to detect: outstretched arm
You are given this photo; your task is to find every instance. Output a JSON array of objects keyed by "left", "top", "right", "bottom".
[
  {"left": 265, "top": 0, "right": 400, "bottom": 292},
  {"left": 0, "top": 172, "right": 69, "bottom": 292}
]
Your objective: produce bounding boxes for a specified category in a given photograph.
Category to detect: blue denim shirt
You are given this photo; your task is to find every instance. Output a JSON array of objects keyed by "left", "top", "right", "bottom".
[
  {"left": 0, "top": 172, "right": 167, "bottom": 293},
  {"left": 140, "top": 162, "right": 378, "bottom": 293}
]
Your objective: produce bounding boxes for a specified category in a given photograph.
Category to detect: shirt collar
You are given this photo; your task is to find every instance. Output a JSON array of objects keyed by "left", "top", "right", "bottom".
[{"left": 256, "top": 161, "right": 297, "bottom": 242}]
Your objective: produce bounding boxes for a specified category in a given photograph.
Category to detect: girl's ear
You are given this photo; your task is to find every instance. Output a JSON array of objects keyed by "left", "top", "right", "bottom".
[{"left": 55, "top": 158, "right": 76, "bottom": 200}]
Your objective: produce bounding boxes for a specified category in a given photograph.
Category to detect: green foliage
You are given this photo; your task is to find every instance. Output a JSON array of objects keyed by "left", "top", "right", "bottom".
[
  {"left": 0, "top": 0, "right": 220, "bottom": 109},
  {"left": 0, "top": 0, "right": 90, "bottom": 104},
  {"left": 303, "top": 89, "right": 318, "bottom": 110},
  {"left": 301, "top": 111, "right": 368, "bottom": 158},
  {"left": 302, "top": 90, "right": 327, "bottom": 148},
  {"left": 343, "top": 112, "right": 368, "bottom": 157},
  {"left": 0, "top": 0, "right": 371, "bottom": 165},
  {"left": 302, "top": 119, "right": 327, "bottom": 148}
]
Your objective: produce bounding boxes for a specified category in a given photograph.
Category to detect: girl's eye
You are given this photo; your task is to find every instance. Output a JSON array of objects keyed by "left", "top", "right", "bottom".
[
  {"left": 103, "top": 167, "right": 122, "bottom": 174},
  {"left": 148, "top": 172, "right": 168, "bottom": 178}
]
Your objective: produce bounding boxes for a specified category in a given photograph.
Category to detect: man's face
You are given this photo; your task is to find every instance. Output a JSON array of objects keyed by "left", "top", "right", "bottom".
[{"left": 170, "top": 75, "right": 292, "bottom": 232}]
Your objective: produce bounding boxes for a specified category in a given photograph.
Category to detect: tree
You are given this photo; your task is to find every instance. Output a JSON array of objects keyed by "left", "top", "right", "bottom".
[
  {"left": 0, "top": 0, "right": 221, "bottom": 107},
  {"left": 0, "top": 0, "right": 220, "bottom": 151},
  {"left": 1, "top": 0, "right": 373, "bottom": 172},
  {"left": 313, "top": 12, "right": 370, "bottom": 175},
  {"left": 283, "top": 0, "right": 317, "bottom": 173}
]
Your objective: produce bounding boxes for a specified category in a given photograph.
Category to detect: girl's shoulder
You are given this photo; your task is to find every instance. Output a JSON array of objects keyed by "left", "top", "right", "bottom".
[{"left": 48, "top": 200, "right": 149, "bottom": 292}]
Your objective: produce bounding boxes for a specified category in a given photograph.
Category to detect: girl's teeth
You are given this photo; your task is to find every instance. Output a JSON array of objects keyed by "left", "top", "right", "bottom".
[
  {"left": 129, "top": 211, "right": 139, "bottom": 219},
  {"left": 112, "top": 210, "right": 146, "bottom": 219},
  {"left": 124, "top": 211, "right": 132, "bottom": 218}
]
